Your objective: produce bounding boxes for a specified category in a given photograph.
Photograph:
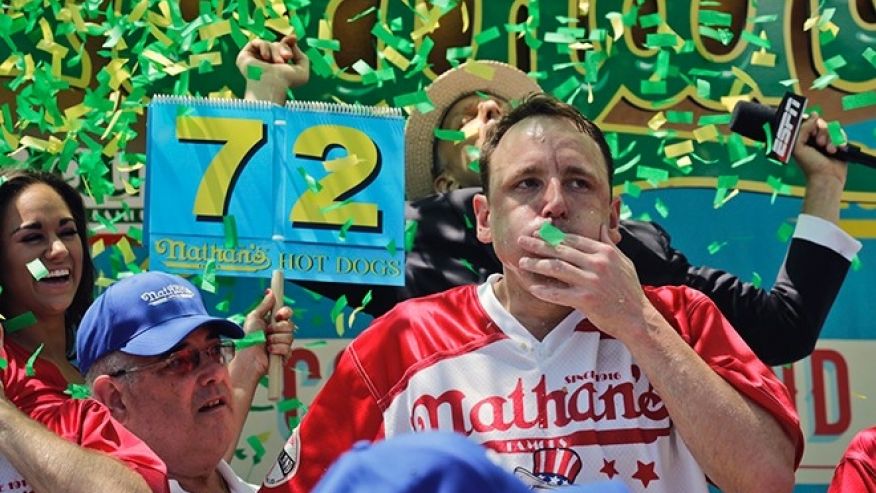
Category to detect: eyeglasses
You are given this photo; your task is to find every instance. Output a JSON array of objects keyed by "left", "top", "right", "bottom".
[{"left": 108, "top": 340, "right": 236, "bottom": 378}]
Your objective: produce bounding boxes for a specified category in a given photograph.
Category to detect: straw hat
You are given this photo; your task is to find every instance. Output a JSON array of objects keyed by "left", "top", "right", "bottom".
[{"left": 404, "top": 61, "right": 542, "bottom": 200}]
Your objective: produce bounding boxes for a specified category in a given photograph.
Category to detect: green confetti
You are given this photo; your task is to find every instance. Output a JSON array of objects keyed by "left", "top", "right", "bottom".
[
  {"left": 824, "top": 54, "right": 847, "bottom": 72},
  {"left": 851, "top": 255, "right": 862, "bottom": 272},
  {"left": 25, "top": 343, "right": 44, "bottom": 377},
  {"left": 404, "top": 219, "right": 419, "bottom": 252},
  {"left": 639, "top": 13, "right": 663, "bottom": 28},
  {"left": 386, "top": 239, "right": 397, "bottom": 256},
  {"left": 552, "top": 75, "right": 582, "bottom": 101},
  {"left": 338, "top": 218, "right": 354, "bottom": 241},
  {"left": 246, "top": 435, "right": 266, "bottom": 465},
  {"left": 700, "top": 10, "right": 733, "bottom": 27},
  {"left": 304, "top": 340, "right": 328, "bottom": 348},
  {"left": 776, "top": 222, "right": 794, "bottom": 243},
  {"left": 348, "top": 6, "right": 378, "bottom": 22},
  {"left": 811, "top": 73, "right": 838, "bottom": 90},
  {"left": 707, "top": 241, "right": 727, "bottom": 255},
  {"left": 666, "top": 111, "right": 693, "bottom": 124},
  {"left": 26, "top": 259, "right": 49, "bottom": 281},
  {"left": 699, "top": 26, "right": 734, "bottom": 45},
  {"left": 740, "top": 30, "right": 770, "bottom": 49},
  {"left": 434, "top": 129, "right": 466, "bottom": 142},
  {"left": 826, "top": 121, "right": 846, "bottom": 146},
  {"left": 330, "top": 296, "right": 348, "bottom": 337},
  {"left": 4, "top": 312, "right": 37, "bottom": 334},
  {"left": 233, "top": 330, "right": 266, "bottom": 351},
  {"left": 645, "top": 33, "right": 679, "bottom": 48},
  {"left": 64, "top": 384, "right": 91, "bottom": 399},
  {"left": 0, "top": 358, "right": 7, "bottom": 371},
  {"left": 698, "top": 114, "right": 732, "bottom": 126},
  {"left": 128, "top": 227, "right": 143, "bottom": 244},
  {"left": 635, "top": 165, "right": 669, "bottom": 184},
  {"left": 749, "top": 13, "right": 777, "bottom": 22},
  {"left": 276, "top": 397, "right": 305, "bottom": 413},
  {"left": 393, "top": 91, "right": 434, "bottom": 113},
  {"left": 538, "top": 222, "right": 566, "bottom": 247},
  {"left": 717, "top": 175, "right": 739, "bottom": 189},
  {"left": 841, "top": 92, "right": 876, "bottom": 111},
  {"left": 654, "top": 198, "right": 669, "bottom": 218},
  {"left": 474, "top": 26, "right": 500, "bottom": 45},
  {"left": 201, "top": 259, "right": 217, "bottom": 293},
  {"left": 223, "top": 215, "right": 238, "bottom": 249},
  {"left": 696, "top": 79, "right": 711, "bottom": 99},
  {"left": 641, "top": 80, "right": 667, "bottom": 95},
  {"left": 751, "top": 272, "right": 762, "bottom": 289},
  {"left": 246, "top": 65, "right": 263, "bottom": 81},
  {"left": 623, "top": 181, "right": 642, "bottom": 198},
  {"left": 864, "top": 47, "right": 876, "bottom": 69},
  {"left": 459, "top": 258, "right": 477, "bottom": 274},
  {"left": 297, "top": 167, "right": 322, "bottom": 193}
]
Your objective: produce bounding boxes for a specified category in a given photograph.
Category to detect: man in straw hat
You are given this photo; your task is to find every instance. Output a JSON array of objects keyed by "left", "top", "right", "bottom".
[{"left": 239, "top": 41, "right": 859, "bottom": 368}]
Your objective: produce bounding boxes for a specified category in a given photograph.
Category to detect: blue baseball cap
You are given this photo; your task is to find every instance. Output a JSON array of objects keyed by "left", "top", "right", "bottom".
[
  {"left": 76, "top": 271, "right": 244, "bottom": 374},
  {"left": 313, "top": 432, "right": 629, "bottom": 493}
]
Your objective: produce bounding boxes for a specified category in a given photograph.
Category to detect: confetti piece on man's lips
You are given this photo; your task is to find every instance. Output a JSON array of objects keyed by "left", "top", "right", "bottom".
[{"left": 539, "top": 223, "right": 566, "bottom": 247}]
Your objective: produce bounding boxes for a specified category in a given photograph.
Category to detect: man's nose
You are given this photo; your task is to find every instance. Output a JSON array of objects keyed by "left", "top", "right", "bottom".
[
  {"left": 476, "top": 99, "right": 502, "bottom": 123},
  {"left": 542, "top": 179, "right": 568, "bottom": 219},
  {"left": 196, "top": 353, "right": 227, "bottom": 386}
]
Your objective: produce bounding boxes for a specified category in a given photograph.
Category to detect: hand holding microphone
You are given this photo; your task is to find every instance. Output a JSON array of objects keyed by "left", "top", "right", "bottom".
[{"left": 729, "top": 93, "right": 876, "bottom": 169}]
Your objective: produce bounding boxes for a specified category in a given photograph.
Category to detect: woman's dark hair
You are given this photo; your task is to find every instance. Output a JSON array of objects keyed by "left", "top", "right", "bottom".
[
  {"left": 479, "top": 92, "right": 615, "bottom": 197},
  {"left": 0, "top": 168, "right": 95, "bottom": 354}
]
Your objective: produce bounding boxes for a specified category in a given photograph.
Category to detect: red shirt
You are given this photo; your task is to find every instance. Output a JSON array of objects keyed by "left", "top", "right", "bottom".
[
  {"left": 829, "top": 426, "right": 876, "bottom": 493},
  {"left": 261, "top": 284, "right": 803, "bottom": 492},
  {"left": 1, "top": 339, "right": 169, "bottom": 493}
]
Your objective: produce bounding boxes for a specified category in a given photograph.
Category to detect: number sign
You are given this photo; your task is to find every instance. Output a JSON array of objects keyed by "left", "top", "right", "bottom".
[{"left": 146, "top": 96, "right": 405, "bottom": 286}]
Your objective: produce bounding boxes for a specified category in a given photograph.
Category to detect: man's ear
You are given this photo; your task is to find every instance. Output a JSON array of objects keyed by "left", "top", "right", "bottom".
[
  {"left": 91, "top": 375, "right": 129, "bottom": 422},
  {"left": 433, "top": 172, "right": 458, "bottom": 194},
  {"left": 606, "top": 196, "right": 622, "bottom": 244},
  {"left": 472, "top": 192, "right": 492, "bottom": 244}
]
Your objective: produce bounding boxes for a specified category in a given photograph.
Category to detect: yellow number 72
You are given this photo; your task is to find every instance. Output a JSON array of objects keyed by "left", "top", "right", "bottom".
[{"left": 177, "top": 116, "right": 382, "bottom": 231}]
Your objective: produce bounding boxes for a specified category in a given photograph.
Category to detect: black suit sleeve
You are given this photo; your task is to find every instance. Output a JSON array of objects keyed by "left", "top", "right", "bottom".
[{"left": 620, "top": 220, "right": 852, "bottom": 365}]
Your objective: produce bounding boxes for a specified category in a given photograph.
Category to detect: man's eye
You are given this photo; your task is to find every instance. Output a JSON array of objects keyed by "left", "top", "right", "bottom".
[
  {"left": 569, "top": 179, "right": 590, "bottom": 190},
  {"left": 516, "top": 178, "right": 539, "bottom": 190}
]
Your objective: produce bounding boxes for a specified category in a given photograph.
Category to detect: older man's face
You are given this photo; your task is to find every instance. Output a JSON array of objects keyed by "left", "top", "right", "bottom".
[
  {"left": 114, "top": 327, "right": 234, "bottom": 479},
  {"left": 433, "top": 94, "right": 509, "bottom": 193}
]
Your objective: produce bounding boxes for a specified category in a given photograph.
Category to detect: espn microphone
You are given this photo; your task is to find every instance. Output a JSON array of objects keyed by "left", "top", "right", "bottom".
[{"left": 729, "top": 93, "right": 876, "bottom": 169}]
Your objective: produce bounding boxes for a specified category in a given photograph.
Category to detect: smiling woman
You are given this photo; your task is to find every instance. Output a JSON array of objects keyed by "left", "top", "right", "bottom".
[{"left": 0, "top": 169, "right": 94, "bottom": 379}]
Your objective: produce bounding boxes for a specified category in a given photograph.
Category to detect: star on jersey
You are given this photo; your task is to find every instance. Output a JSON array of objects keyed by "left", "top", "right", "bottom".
[
  {"left": 600, "top": 458, "right": 619, "bottom": 479},
  {"left": 632, "top": 460, "right": 660, "bottom": 487}
]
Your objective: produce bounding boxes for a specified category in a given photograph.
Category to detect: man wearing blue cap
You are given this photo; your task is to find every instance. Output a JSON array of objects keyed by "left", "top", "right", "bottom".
[{"left": 77, "top": 271, "right": 294, "bottom": 493}]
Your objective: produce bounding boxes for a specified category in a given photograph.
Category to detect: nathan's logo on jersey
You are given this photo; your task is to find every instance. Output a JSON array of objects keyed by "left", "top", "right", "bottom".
[
  {"left": 139, "top": 283, "right": 195, "bottom": 306},
  {"left": 263, "top": 429, "right": 300, "bottom": 487},
  {"left": 408, "top": 370, "right": 667, "bottom": 435}
]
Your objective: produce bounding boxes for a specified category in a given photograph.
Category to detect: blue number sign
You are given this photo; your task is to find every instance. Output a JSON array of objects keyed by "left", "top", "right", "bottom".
[{"left": 146, "top": 96, "right": 405, "bottom": 286}]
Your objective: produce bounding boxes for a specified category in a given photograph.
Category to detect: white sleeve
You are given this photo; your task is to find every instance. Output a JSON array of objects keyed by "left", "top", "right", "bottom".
[{"left": 793, "top": 214, "right": 862, "bottom": 262}]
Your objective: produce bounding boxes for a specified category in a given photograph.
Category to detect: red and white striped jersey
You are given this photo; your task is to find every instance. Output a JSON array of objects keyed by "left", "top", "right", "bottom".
[{"left": 261, "top": 281, "right": 802, "bottom": 493}]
